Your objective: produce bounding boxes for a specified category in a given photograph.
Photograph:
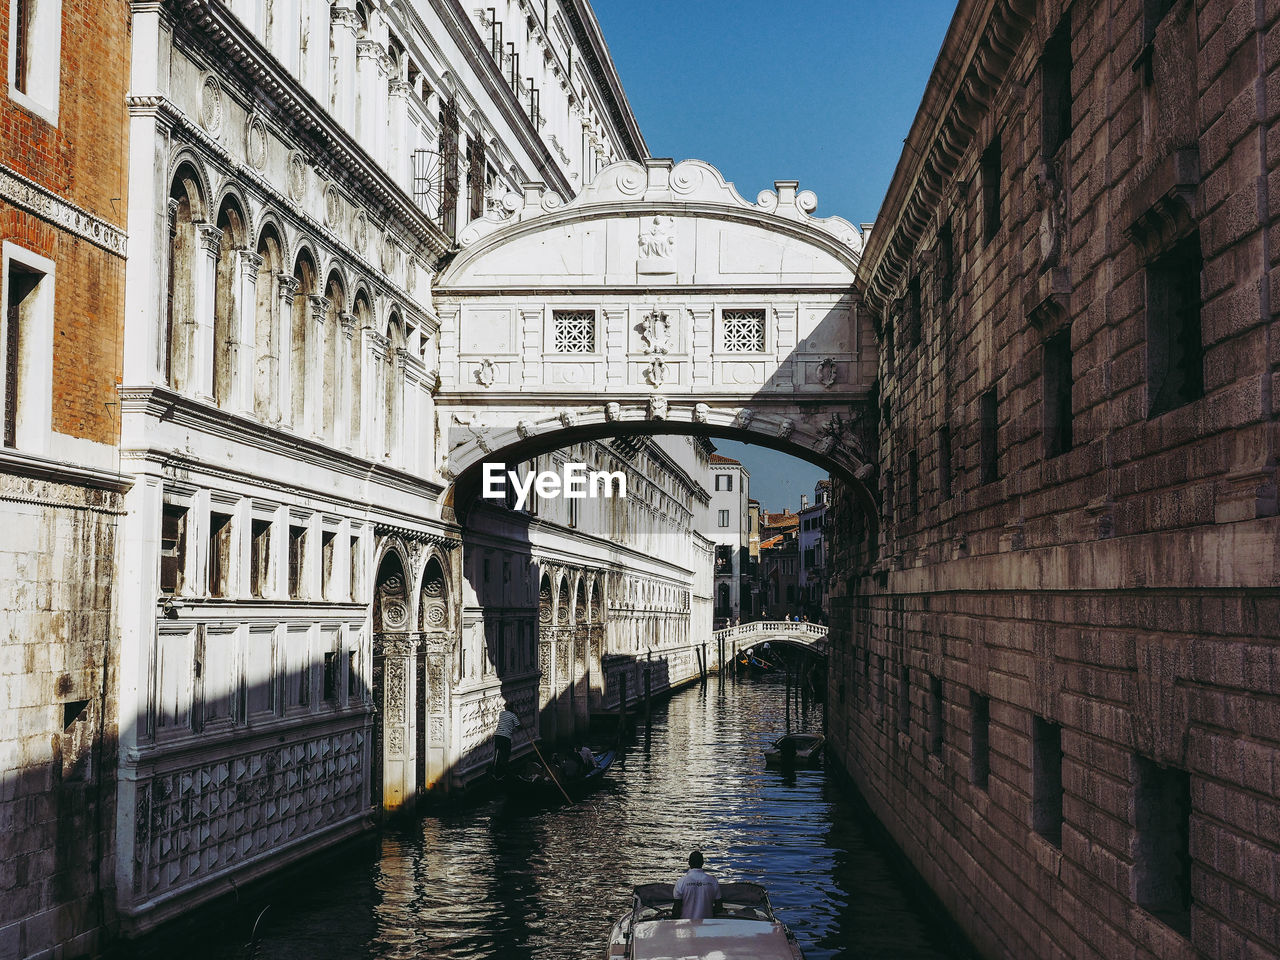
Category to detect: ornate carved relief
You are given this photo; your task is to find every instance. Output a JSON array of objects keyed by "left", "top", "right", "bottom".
[
  {"left": 639, "top": 310, "right": 671, "bottom": 354},
  {"left": 199, "top": 74, "right": 223, "bottom": 135},
  {"left": 287, "top": 152, "right": 307, "bottom": 202},
  {"left": 245, "top": 115, "right": 267, "bottom": 170}
]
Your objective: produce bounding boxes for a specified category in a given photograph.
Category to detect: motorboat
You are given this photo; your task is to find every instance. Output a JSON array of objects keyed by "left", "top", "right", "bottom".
[
  {"left": 762, "top": 733, "right": 825, "bottom": 766},
  {"left": 606, "top": 881, "right": 805, "bottom": 959}
]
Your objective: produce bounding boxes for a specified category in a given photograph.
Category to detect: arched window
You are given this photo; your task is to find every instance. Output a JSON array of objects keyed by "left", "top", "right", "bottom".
[
  {"left": 350, "top": 291, "right": 371, "bottom": 449},
  {"left": 323, "top": 271, "right": 345, "bottom": 441},
  {"left": 291, "top": 250, "right": 318, "bottom": 429},
  {"left": 213, "top": 196, "right": 246, "bottom": 408},
  {"left": 354, "top": 1, "right": 368, "bottom": 39},
  {"left": 253, "top": 224, "right": 284, "bottom": 422},
  {"left": 165, "top": 167, "right": 204, "bottom": 391}
]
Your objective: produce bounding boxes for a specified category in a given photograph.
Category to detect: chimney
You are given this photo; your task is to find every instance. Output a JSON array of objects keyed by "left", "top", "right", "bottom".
[{"left": 801, "top": 494, "right": 809, "bottom": 510}]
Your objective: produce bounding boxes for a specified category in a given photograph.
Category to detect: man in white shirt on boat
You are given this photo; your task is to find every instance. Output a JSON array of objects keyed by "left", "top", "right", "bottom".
[{"left": 673, "top": 850, "right": 720, "bottom": 920}]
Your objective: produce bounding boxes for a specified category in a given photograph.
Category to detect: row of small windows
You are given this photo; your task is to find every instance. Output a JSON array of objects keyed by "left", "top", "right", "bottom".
[
  {"left": 160, "top": 499, "right": 367, "bottom": 605},
  {"left": 848, "top": 656, "right": 1192, "bottom": 936},
  {"left": 153, "top": 622, "right": 364, "bottom": 739},
  {"left": 548, "top": 309, "right": 768, "bottom": 355},
  {"left": 890, "top": 233, "right": 1203, "bottom": 520}
]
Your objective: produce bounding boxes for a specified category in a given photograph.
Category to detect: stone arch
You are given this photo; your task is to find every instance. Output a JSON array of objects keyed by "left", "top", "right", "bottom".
[
  {"left": 418, "top": 552, "right": 450, "bottom": 632},
  {"left": 165, "top": 161, "right": 207, "bottom": 393},
  {"left": 556, "top": 573, "right": 570, "bottom": 626},
  {"left": 212, "top": 191, "right": 248, "bottom": 408},
  {"left": 574, "top": 576, "right": 587, "bottom": 625},
  {"left": 372, "top": 545, "right": 410, "bottom": 634},
  {"left": 290, "top": 246, "right": 319, "bottom": 429},
  {"left": 538, "top": 572, "right": 553, "bottom": 628},
  {"left": 253, "top": 221, "right": 285, "bottom": 422},
  {"left": 166, "top": 151, "right": 210, "bottom": 221},
  {"left": 322, "top": 268, "right": 346, "bottom": 440}
]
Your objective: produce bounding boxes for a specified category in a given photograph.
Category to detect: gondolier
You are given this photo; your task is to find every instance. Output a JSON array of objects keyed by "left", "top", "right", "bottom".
[{"left": 492, "top": 702, "right": 520, "bottom": 778}]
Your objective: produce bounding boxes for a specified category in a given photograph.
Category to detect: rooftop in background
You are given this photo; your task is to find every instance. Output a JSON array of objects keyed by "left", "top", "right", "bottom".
[{"left": 709, "top": 453, "right": 743, "bottom": 466}]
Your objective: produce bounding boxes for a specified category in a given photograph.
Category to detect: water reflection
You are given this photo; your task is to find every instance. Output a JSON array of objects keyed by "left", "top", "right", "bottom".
[{"left": 132, "top": 673, "right": 969, "bottom": 960}]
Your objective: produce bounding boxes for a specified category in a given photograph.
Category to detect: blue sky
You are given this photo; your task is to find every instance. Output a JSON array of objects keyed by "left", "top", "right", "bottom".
[{"left": 592, "top": 0, "right": 956, "bottom": 511}]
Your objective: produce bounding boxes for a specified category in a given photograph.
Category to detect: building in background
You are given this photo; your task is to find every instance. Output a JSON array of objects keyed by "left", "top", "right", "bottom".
[
  {"left": 707, "top": 452, "right": 749, "bottom": 624},
  {"left": 746, "top": 498, "right": 761, "bottom": 618},
  {"left": 796, "top": 479, "right": 829, "bottom": 619},
  {"left": 0, "top": 0, "right": 131, "bottom": 955},
  {"left": 757, "top": 507, "right": 800, "bottom": 619}
]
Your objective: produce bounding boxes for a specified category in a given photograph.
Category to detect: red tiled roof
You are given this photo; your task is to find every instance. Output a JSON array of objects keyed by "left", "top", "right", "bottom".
[
  {"left": 764, "top": 511, "right": 798, "bottom": 527},
  {"left": 759, "top": 535, "right": 784, "bottom": 549},
  {"left": 709, "top": 453, "right": 741, "bottom": 465}
]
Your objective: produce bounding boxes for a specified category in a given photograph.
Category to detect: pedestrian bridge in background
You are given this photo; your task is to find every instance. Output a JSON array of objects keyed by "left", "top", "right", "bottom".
[{"left": 714, "top": 620, "right": 829, "bottom": 658}]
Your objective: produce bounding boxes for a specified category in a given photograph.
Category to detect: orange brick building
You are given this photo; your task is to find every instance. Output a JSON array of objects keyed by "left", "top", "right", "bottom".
[{"left": 0, "top": 0, "right": 130, "bottom": 955}]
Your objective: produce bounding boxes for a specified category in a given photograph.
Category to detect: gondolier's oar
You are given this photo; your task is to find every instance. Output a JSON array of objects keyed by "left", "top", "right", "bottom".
[{"left": 530, "top": 741, "right": 573, "bottom": 804}]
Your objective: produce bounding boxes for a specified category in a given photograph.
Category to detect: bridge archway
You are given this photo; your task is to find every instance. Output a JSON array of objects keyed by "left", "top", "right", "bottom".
[{"left": 433, "top": 158, "right": 881, "bottom": 519}]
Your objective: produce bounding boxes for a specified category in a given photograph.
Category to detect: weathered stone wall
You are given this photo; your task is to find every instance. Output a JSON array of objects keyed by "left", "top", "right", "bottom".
[
  {"left": 836, "top": 0, "right": 1280, "bottom": 957},
  {"left": 0, "top": 479, "right": 122, "bottom": 959}
]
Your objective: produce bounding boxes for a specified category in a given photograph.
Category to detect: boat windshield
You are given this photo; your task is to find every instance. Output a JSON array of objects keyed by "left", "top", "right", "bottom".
[{"left": 631, "top": 882, "right": 776, "bottom": 923}]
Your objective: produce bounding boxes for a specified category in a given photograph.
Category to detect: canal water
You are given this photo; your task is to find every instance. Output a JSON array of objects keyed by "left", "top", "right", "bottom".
[{"left": 138, "top": 672, "right": 971, "bottom": 960}]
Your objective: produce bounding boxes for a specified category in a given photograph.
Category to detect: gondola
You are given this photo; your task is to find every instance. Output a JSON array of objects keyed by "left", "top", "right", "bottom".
[
  {"left": 506, "top": 748, "right": 617, "bottom": 802},
  {"left": 736, "top": 652, "right": 775, "bottom": 673}
]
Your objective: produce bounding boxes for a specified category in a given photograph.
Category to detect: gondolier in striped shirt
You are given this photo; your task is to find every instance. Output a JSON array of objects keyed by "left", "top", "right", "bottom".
[{"left": 492, "top": 702, "right": 520, "bottom": 778}]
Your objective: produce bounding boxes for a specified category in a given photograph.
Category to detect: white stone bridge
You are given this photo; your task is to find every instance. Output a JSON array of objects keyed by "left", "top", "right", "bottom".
[
  {"left": 431, "top": 158, "right": 880, "bottom": 516},
  {"left": 714, "top": 619, "right": 829, "bottom": 658}
]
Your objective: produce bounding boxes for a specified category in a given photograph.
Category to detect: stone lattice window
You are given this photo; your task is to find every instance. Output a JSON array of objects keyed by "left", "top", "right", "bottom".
[
  {"left": 721, "top": 309, "right": 765, "bottom": 352},
  {"left": 553, "top": 310, "right": 596, "bottom": 353}
]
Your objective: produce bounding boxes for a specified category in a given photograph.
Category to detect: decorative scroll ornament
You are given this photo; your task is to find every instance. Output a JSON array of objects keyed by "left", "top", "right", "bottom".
[
  {"left": 475, "top": 357, "right": 496, "bottom": 387},
  {"left": 648, "top": 396, "right": 668, "bottom": 420},
  {"left": 640, "top": 310, "right": 671, "bottom": 354},
  {"left": 643, "top": 356, "right": 668, "bottom": 387},
  {"left": 605, "top": 401, "right": 622, "bottom": 422},
  {"left": 246, "top": 115, "right": 268, "bottom": 170},
  {"left": 816, "top": 357, "right": 839, "bottom": 388},
  {"left": 692, "top": 402, "right": 710, "bottom": 424},
  {"left": 559, "top": 411, "right": 577, "bottom": 429},
  {"left": 516, "top": 418, "right": 534, "bottom": 439},
  {"left": 451, "top": 412, "right": 491, "bottom": 452}
]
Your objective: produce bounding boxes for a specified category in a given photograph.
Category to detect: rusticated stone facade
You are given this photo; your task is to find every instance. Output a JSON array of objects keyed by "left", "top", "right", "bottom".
[{"left": 830, "top": 0, "right": 1280, "bottom": 958}]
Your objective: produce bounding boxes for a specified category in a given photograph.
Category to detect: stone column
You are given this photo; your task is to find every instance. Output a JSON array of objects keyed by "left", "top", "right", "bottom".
[
  {"left": 307, "top": 295, "right": 329, "bottom": 438},
  {"left": 335, "top": 312, "right": 355, "bottom": 450},
  {"left": 420, "top": 635, "right": 451, "bottom": 792},
  {"left": 301, "top": 0, "right": 330, "bottom": 103},
  {"left": 380, "top": 636, "right": 415, "bottom": 811},
  {"left": 329, "top": 5, "right": 358, "bottom": 130},
  {"left": 233, "top": 250, "right": 262, "bottom": 416},
  {"left": 388, "top": 78, "right": 410, "bottom": 184},
  {"left": 366, "top": 330, "right": 389, "bottom": 461},
  {"left": 275, "top": 274, "right": 300, "bottom": 429},
  {"left": 192, "top": 223, "right": 222, "bottom": 403},
  {"left": 356, "top": 40, "right": 383, "bottom": 167}
]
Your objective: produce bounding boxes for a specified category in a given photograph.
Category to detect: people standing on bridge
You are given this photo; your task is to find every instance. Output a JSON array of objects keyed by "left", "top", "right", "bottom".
[
  {"left": 674, "top": 850, "right": 720, "bottom": 921},
  {"left": 492, "top": 702, "right": 520, "bottom": 779}
]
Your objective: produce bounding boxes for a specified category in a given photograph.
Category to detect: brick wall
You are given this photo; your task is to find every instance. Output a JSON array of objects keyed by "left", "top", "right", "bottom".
[
  {"left": 833, "top": 0, "right": 1280, "bottom": 957},
  {"left": 0, "top": 0, "right": 130, "bottom": 956}
]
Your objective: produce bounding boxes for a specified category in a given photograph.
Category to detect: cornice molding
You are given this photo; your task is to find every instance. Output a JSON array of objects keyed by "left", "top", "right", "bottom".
[
  {"left": 167, "top": 0, "right": 453, "bottom": 261},
  {"left": 0, "top": 164, "right": 128, "bottom": 257},
  {"left": 856, "top": 0, "right": 1036, "bottom": 314}
]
